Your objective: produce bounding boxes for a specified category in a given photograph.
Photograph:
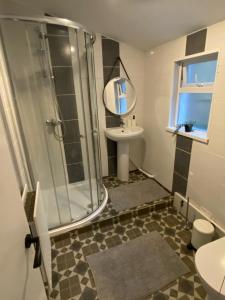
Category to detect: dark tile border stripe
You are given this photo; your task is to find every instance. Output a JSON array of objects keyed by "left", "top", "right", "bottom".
[
  {"left": 172, "top": 28, "right": 207, "bottom": 195},
  {"left": 172, "top": 136, "right": 193, "bottom": 197},
  {"left": 185, "top": 28, "right": 207, "bottom": 56},
  {"left": 101, "top": 37, "right": 120, "bottom": 176}
]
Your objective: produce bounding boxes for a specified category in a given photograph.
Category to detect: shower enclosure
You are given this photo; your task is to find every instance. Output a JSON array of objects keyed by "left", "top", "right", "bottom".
[{"left": 0, "top": 16, "right": 107, "bottom": 231}]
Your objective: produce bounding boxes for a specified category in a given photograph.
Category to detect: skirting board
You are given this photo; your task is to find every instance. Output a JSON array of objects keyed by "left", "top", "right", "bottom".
[{"left": 174, "top": 192, "right": 225, "bottom": 238}]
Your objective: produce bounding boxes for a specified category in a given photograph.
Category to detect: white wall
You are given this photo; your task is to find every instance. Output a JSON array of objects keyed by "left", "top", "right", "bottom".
[
  {"left": 94, "top": 35, "right": 146, "bottom": 175},
  {"left": 119, "top": 42, "right": 146, "bottom": 170},
  {"left": 143, "top": 37, "right": 185, "bottom": 189},
  {"left": 187, "top": 20, "right": 225, "bottom": 229},
  {"left": 143, "top": 19, "right": 225, "bottom": 229},
  {"left": 0, "top": 0, "right": 43, "bottom": 15},
  {"left": 119, "top": 42, "right": 145, "bottom": 127}
]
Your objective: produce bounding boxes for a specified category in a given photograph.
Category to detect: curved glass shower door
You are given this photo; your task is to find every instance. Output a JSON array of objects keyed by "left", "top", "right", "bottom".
[
  {"left": 0, "top": 19, "right": 70, "bottom": 228},
  {"left": 0, "top": 18, "right": 104, "bottom": 230}
]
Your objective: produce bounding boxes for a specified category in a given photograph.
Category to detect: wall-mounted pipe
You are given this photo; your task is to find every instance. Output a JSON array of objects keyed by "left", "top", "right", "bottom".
[{"left": 129, "top": 157, "right": 155, "bottom": 179}]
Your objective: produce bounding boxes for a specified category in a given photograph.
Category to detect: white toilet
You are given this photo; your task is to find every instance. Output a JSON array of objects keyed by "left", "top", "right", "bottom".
[{"left": 195, "top": 237, "right": 225, "bottom": 300}]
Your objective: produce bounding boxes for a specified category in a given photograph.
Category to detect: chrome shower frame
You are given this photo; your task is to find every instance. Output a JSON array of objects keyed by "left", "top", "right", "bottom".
[{"left": 0, "top": 15, "right": 96, "bottom": 37}]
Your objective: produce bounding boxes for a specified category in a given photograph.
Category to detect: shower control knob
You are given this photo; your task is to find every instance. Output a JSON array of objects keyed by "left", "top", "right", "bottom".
[
  {"left": 45, "top": 119, "right": 62, "bottom": 126},
  {"left": 45, "top": 119, "right": 52, "bottom": 126}
]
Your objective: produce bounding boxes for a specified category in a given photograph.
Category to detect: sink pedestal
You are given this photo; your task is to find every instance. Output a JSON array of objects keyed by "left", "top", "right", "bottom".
[
  {"left": 104, "top": 126, "right": 144, "bottom": 182},
  {"left": 117, "top": 141, "right": 129, "bottom": 182}
]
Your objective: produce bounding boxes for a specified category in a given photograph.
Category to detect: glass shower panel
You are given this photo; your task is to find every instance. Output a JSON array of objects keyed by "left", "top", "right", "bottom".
[
  {"left": 49, "top": 26, "right": 94, "bottom": 219},
  {"left": 0, "top": 20, "right": 72, "bottom": 228},
  {"left": 85, "top": 33, "right": 104, "bottom": 203},
  {"left": 67, "top": 29, "right": 97, "bottom": 211},
  {"left": 72, "top": 30, "right": 101, "bottom": 210},
  {"left": 40, "top": 25, "right": 74, "bottom": 226}
]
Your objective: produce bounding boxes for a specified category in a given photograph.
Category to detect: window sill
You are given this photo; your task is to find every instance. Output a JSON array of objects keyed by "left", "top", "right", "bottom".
[{"left": 166, "top": 126, "right": 209, "bottom": 144}]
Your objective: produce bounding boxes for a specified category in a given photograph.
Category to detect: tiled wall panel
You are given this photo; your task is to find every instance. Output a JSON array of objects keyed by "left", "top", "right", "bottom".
[
  {"left": 172, "top": 29, "right": 207, "bottom": 195},
  {"left": 185, "top": 28, "right": 207, "bottom": 55},
  {"left": 172, "top": 136, "right": 192, "bottom": 196},
  {"left": 102, "top": 37, "right": 121, "bottom": 175}
]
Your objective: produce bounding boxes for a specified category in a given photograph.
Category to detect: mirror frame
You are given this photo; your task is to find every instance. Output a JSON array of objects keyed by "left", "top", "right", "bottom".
[{"left": 103, "top": 77, "right": 137, "bottom": 116}]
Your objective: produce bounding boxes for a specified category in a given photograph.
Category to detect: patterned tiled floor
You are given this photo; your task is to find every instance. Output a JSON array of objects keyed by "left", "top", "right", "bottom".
[{"left": 50, "top": 172, "right": 206, "bottom": 300}]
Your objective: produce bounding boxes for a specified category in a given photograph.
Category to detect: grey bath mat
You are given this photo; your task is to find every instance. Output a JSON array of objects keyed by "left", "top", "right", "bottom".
[
  {"left": 87, "top": 231, "right": 189, "bottom": 300},
  {"left": 109, "top": 179, "right": 170, "bottom": 212}
]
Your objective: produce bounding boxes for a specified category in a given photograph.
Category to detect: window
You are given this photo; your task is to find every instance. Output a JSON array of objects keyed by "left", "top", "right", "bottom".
[
  {"left": 177, "top": 93, "right": 212, "bottom": 131},
  {"left": 182, "top": 58, "right": 217, "bottom": 86},
  {"left": 185, "top": 60, "right": 217, "bottom": 85},
  {"left": 169, "top": 51, "right": 218, "bottom": 141}
]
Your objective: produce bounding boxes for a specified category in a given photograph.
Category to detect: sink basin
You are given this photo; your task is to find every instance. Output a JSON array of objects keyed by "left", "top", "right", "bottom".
[
  {"left": 105, "top": 126, "right": 144, "bottom": 181},
  {"left": 105, "top": 126, "right": 144, "bottom": 142}
]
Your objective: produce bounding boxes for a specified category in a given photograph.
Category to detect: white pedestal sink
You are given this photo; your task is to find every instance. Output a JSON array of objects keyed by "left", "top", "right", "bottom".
[{"left": 105, "top": 126, "right": 144, "bottom": 182}]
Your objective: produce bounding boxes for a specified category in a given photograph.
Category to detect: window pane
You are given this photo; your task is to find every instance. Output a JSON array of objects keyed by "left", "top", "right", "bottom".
[
  {"left": 186, "top": 59, "right": 217, "bottom": 84},
  {"left": 177, "top": 93, "right": 212, "bottom": 131}
]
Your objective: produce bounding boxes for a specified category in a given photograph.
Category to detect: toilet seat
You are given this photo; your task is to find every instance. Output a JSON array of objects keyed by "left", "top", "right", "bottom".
[{"left": 195, "top": 237, "right": 225, "bottom": 296}]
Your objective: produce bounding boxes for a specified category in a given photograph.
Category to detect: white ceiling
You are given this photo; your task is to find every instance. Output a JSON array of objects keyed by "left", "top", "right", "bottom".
[{"left": 2, "top": 0, "right": 225, "bottom": 50}]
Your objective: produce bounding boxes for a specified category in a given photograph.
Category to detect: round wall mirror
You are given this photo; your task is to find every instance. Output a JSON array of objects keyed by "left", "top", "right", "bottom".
[{"left": 103, "top": 77, "right": 137, "bottom": 116}]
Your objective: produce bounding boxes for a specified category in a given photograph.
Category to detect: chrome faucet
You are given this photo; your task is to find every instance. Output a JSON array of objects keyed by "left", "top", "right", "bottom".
[{"left": 120, "top": 119, "right": 125, "bottom": 128}]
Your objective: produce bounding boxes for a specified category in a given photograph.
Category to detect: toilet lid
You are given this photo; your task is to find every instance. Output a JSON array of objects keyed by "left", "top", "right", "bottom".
[{"left": 195, "top": 237, "right": 225, "bottom": 295}]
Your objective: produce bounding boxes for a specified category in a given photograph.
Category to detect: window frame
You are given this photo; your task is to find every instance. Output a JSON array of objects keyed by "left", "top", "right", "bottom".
[
  {"left": 181, "top": 54, "right": 218, "bottom": 88},
  {"left": 168, "top": 50, "right": 219, "bottom": 143}
]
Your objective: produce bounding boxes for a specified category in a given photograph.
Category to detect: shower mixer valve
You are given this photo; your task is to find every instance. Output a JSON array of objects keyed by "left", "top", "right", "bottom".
[{"left": 45, "top": 119, "right": 62, "bottom": 127}]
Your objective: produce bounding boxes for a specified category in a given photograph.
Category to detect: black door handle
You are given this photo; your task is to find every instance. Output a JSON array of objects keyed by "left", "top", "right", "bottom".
[{"left": 25, "top": 234, "right": 42, "bottom": 268}]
